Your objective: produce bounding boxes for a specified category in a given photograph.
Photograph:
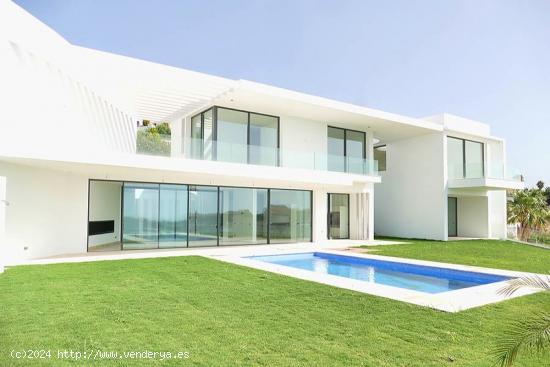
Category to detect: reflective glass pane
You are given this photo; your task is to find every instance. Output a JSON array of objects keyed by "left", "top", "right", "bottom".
[
  {"left": 374, "top": 146, "right": 386, "bottom": 171},
  {"left": 122, "top": 182, "right": 159, "bottom": 250},
  {"left": 188, "top": 186, "right": 218, "bottom": 247},
  {"left": 447, "top": 137, "right": 464, "bottom": 179},
  {"left": 249, "top": 113, "right": 278, "bottom": 166},
  {"left": 328, "top": 127, "right": 345, "bottom": 172},
  {"left": 269, "top": 190, "right": 312, "bottom": 243},
  {"left": 203, "top": 109, "right": 214, "bottom": 160},
  {"left": 346, "top": 130, "right": 365, "bottom": 174},
  {"left": 159, "top": 184, "right": 188, "bottom": 248},
  {"left": 190, "top": 113, "right": 202, "bottom": 159},
  {"left": 219, "top": 187, "right": 268, "bottom": 245},
  {"left": 465, "top": 141, "right": 484, "bottom": 178},
  {"left": 216, "top": 108, "right": 248, "bottom": 163},
  {"left": 328, "top": 194, "right": 349, "bottom": 239}
]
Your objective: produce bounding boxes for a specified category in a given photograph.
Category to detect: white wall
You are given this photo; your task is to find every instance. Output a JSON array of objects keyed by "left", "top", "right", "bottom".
[
  {"left": 0, "top": 161, "right": 88, "bottom": 263},
  {"left": 88, "top": 181, "right": 122, "bottom": 247},
  {"left": 457, "top": 196, "right": 489, "bottom": 238},
  {"left": 489, "top": 190, "right": 507, "bottom": 239},
  {"left": 0, "top": 176, "right": 6, "bottom": 273},
  {"left": 0, "top": 10, "right": 137, "bottom": 162},
  {"left": 375, "top": 133, "right": 446, "bottom": 240},
  {"left": 312, "top": 189, "right": 328, "bottom": 242},
  {"left": 279, "top": 116, "right": 327, "bottom": 170}
]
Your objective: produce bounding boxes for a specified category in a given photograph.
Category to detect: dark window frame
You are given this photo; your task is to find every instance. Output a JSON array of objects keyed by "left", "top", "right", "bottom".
[
  {"left": 327, "top": 193, "right": 350, "bottom": 240},
  {"left": 327, "top": 126, "right": 367, "bottom": 173},
  {"left": 447, "top": 136, "right": 485, "bottom": 179},
  {"left": 190, "top": 106, "right": 280, "bottom": 166},
  {"left": 87, "top": 179, "right": 312, "bottom": 252},
  {"left": 373, "top": 144, "right": 387, "bottom": 172},
  {"left": 448, "top": 196, "right": 458, "bottom": 237}
]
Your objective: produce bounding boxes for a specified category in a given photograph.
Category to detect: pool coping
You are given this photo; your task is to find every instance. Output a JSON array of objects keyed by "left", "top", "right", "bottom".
[{"left": 210, "top": 249, "right": 542, "bottom": 313}]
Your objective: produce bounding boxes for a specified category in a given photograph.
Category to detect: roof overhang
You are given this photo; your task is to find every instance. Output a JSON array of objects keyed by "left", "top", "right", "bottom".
[{"left": 448, "top": 178, "right": 525, "bottom": 190}]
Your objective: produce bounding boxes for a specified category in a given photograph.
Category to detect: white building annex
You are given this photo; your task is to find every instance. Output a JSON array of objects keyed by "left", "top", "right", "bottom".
[{"left": 0, "top": 1, "right": 523, "bottom": 265}]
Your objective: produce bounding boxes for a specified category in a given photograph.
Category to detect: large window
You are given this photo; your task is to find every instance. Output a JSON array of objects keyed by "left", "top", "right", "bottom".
[
  {"left": 190, "top": 107, "right": 279, "bottom": 166},
  {"left": 447, "top": 137, "right": 484, "bottom": 179},
  {"left": 328, "top": 193, "right": 349, "bottom": 239},
  {"left": 374, "top": 145, "right": 386, "bottom": 172},
  {"left": 327, "top": 126, "right": 366, "bottom": 174},
  {"left": 249, "top": 113, "right": 278, "bottom": 166},
  {"left": 159, "top": 184, "right": 188, "bottom": 248},
  {"left": 188, "top": 186, "right": 218, "bottom": 247},
  {"left": 269, "top": 189, "right": 312, "bottom": 244},
  {"left": 328, "top": 127, "right": 345, "bottom": 172},
  {"left": 122, "top": 182, "right": 159, "bottom": 250},
  {"left": 219, "top": 187, "right": 268, "bottom": 245},
  {"left": 89, "top": 180, "right": 312, "bottom": 251},
  {"left": 216, "top": 108, "right": 248, "bottom": 163},
  {"left": 191, "top": 108, "right": 215, "bottom": 160}
]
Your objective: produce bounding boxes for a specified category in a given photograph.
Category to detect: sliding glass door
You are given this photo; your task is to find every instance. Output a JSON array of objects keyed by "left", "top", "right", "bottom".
[
  {"left": 94, "top": 180, "right": 312, "bottom": 251},
  {"left": 216, "top": 108, "right": 248, "bottom": 163},
  {"left": 159, "top": 184, "right": 188, "bottom": 248},
  {"left": 447, "top": 136, "right": 484, "bottom": 179},
  {"left": 122, "top": 183, "right": 159, "bottom": 250},
  {"left": 269, "top": 190, "right": 312, "bottom": 243},
  {"left": 328, "top": 127, "right": 346, "bottom": 172},
  {"left": 328, "top": 193, "right": 349, "bottom": 239},
  {"left": 190, "top": 107, "right": 279, "bottom": 166},
  {"left": 346, "top": 130, "right": 366, "bottom": 174},
  {"left": 249, "top": 113, "right": 278, "bottom": 166},
  {"left": 219, "top": 187, "right": 268, "bottom": 245},
  {"left": 327, "top": 126, "right": 366, "bottom": 173},
  {"left": 188, "top": 186, "right": 218, "bottom": 247}
]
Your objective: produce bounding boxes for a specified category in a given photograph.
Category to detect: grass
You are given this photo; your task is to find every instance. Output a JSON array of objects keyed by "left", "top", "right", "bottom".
[
  {"left": 362, "top": 238, "right": 550, "bottom": 274},
  {"left": 0, "top": 240, "right": 549, "bottom": 366}
]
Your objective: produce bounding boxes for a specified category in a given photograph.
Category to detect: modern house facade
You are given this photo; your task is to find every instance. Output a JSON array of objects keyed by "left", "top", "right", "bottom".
[{"left": 0, "top": 1, "right": 523, "bottom": 265}]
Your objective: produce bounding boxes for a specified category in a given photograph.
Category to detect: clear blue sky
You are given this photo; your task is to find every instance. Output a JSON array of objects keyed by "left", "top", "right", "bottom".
[{"left": 15, "top": 0, "right": 550, "bottom": 186}]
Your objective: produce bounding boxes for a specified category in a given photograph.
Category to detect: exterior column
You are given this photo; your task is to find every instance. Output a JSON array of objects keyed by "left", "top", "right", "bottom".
[{"left": 368, "top": 190, "right": 374, "bottom": 241}]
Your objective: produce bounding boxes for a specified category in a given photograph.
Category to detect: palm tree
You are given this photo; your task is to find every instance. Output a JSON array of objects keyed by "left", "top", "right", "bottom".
[
  {"left": 508, "top": 189, "right": 550, "bottom": 241},
  {"left": 495, "top": 276, "right": 550, "bottom": 366}
]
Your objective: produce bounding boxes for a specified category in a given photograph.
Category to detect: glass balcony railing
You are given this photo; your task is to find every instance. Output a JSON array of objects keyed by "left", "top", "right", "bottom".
[
  {"left": 487, "top": 161, "right": 524, "bottom": 182},
  {"left": 180, "top": 137, "right": 379, "bottom": 176},
  {"left": 448, "top": 162, "right": 523, "bottom": 182}
]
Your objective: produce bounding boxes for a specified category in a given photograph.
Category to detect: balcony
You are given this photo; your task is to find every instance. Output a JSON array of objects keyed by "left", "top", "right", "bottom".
[
  {"left": 135, "top": 133, "right": 379, "bottom": 177},
  {"left": 448, "top": 162, "right": 524, "bottom": 190}
]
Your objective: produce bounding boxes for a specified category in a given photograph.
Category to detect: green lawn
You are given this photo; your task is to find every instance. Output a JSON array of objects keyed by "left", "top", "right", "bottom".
[
  {"left": 362, "top": 238, "right": 550, "bottom": 274},
  {"left": 0, "top": 240, "right": 549, "bottom": 366}
]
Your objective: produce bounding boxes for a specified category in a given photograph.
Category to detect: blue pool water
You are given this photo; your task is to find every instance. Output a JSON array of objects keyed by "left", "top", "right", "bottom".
[{"left": 248, "top": 252, "right": 511, "bottom": 294}]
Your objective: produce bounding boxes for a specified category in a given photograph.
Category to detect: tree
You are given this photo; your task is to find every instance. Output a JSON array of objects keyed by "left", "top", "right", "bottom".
[
  {"left": 507, "top": 189, "right": 550, "bottom": 241},
  {"left": 495, "top": 276, "right": 550, "bottom": 366},
  {"left": 536, "top": 180, "right": 545, "bottom": 190},
  {"left": 136, "top": 124, "right": 171, "bottom": 156}
]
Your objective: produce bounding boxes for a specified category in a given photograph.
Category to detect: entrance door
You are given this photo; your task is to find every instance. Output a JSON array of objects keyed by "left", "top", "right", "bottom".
[
  {"left": 448, "top": 197, "right": 458, "bottom": 237},
  {"left": 328, "top": 193, "right": 350, "bottom": 239}
]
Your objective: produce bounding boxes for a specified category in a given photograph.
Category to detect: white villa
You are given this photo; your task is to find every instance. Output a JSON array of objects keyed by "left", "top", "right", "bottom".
[{"left": 0, "top": 1, "right": 523, "bottom": 265}]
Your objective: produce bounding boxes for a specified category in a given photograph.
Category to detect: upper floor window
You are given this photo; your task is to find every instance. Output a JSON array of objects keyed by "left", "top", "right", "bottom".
[
  {"left": 374, "top": 145, "right": 386, "bottom": 171},
  {"left": 190, "top": 107, "right": 279, "bottom": 166},
  {"left": 447, "top": 136, "right": 484, "bottom": 179},
  {"left": 327, "top": 126, "right": 366, "bottom": 174}
]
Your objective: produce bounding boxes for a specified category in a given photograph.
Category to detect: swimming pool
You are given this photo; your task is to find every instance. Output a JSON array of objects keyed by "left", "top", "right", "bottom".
[{"left": 248, "top": 252, "right": 511, "bottom": 294}]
